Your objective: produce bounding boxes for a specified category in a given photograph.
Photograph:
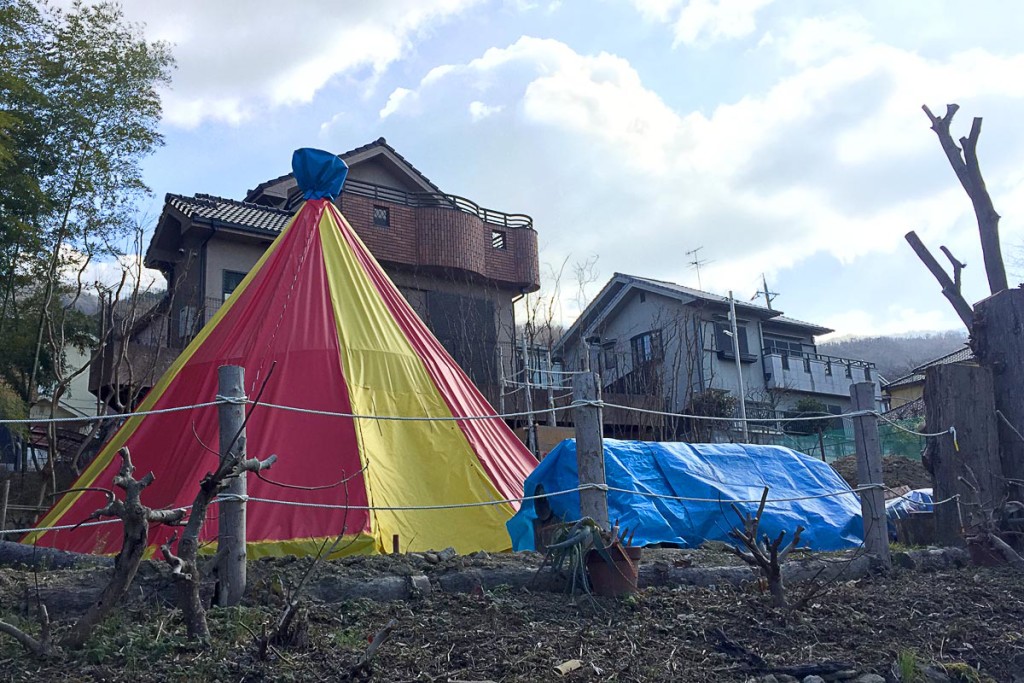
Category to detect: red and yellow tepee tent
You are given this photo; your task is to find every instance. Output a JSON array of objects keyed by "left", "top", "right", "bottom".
[{"left": 25, "top": 149, "right": 538, "bottom": 557}]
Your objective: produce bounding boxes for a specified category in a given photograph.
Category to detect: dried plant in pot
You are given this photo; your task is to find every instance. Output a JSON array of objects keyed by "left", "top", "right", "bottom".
[{"left": 539, "top": 517, "right": 642, "bottom": 597}]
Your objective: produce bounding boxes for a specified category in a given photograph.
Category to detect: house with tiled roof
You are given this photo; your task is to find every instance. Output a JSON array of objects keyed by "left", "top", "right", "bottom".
[
  {"left": 91, "top": 139, "right": 540, "bottom": 409},
  {"left": 882, "top": 345, "right": 976, "bottom": 419},
  {"left": 553, "top": 273, "right": 882, "bottom": 441}
]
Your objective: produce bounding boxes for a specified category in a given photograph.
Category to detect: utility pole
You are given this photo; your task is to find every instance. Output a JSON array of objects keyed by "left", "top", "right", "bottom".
[
  {"left": 497, "top": 345, "right": 506, "bottom": 417},
  {"left": 728, "top": 292, "right": 749, "bottom": 443}
]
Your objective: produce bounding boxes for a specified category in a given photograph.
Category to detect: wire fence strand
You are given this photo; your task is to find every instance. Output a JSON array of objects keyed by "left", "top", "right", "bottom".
[{"left": 1, "top": 483, "right": 955, "bottom": 537}]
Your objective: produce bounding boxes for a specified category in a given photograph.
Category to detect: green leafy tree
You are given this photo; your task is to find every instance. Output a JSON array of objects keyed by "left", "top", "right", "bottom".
[
  {"left": 0, "top": 289, "right": 96, "bottom": 402},
  {"left": 23, "top": 0, "right": 174, "bottom": 395},
  {"left": 791, "top": 397, "right": 833, "bottom": 461},
  {"left": 0, "top": 1, "right": 173, "bottom": 501},
  {"left": 0, "top": 0, "right": 52, "bottom": 337},
  {"left": 687, "top": 389, "right": 739, "bottom": 442}
]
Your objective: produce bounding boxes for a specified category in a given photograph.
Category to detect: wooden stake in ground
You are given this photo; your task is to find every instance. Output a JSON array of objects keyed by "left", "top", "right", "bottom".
[
  {"left": 572, "top": 371, "right": 608, "bottom": 529},
  {"left": 850, "top": 382, "right": 891, "bottom": 568},
  {"left": 216, "top": 365, "right": 247, "bottom": 607},
  {"left": 161, "top": 364, "right": 277, "bottom": 641}
]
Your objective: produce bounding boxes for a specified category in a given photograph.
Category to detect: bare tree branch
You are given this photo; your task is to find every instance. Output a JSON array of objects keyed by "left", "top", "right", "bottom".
[
  {"left": 922, "top": 103, "right": 1008, "bottom": 294},
  {"left": 939, "top": 246, "right": 966, "bottom": 293},
  {"left": 0, "top": 605, "right": 59, "bottom": 658},
  {"left": 905, "top": 231, "right": 974, "bottom": 331},
  {"left": 726, "top": 487, "right": 805, "bottom": 608}
]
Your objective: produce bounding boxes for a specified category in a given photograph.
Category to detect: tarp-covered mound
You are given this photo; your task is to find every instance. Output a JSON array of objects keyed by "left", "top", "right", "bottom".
[{"left": 507, "top": 439, "right": 863, "bottom": 551}]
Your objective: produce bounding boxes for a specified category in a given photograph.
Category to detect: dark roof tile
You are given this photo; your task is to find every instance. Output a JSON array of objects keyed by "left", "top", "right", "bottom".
[
  {"left": 167, "top": 193, "right": 294, "bottom": 234},
  {"left": 883, "top": 345, "right": 974, "bottom": 390},
  {"left": 621, "top": 273, "right": 833, "bottom": 334}
]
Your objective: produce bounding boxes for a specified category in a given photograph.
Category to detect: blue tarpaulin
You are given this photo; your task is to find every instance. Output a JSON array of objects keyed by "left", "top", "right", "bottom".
[
  {"left": 885, "top": 488, "right": 933, "bottom": 540},
  {"left": 507, "top": 439, "right": 864, "bottom": 551}
]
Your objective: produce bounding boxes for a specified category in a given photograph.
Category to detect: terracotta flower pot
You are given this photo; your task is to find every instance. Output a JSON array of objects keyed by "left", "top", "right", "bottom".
[{"left": 585, "top": 543, "right": 642, "bottom": 597}]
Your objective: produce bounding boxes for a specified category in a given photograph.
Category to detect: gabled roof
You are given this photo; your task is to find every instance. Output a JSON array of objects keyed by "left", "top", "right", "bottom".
[
  {"left": 244, "top": 137, "right": 443, "bottom": 203},
  {"left": 883, "top": 345, "right": 975, "bottom": 391},
  {"left": 556, "top": 272, "right": 832, "bottom": 353},
  {"left": 166, "top": 193, "right": 294, "bottom": 234}
]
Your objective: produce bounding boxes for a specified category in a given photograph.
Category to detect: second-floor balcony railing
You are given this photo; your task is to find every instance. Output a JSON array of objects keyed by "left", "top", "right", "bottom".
[
  {"left": 763, "top": 348, "right": 876, "bottom": 397},
  {"left": 340, "top": 178, "right": 534, "bottom": 230}
]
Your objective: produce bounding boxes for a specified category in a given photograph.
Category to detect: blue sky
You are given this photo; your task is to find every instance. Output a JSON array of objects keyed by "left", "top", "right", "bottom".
[{"left": 93, "top": 0, "right": 1024, "bottom": 338}]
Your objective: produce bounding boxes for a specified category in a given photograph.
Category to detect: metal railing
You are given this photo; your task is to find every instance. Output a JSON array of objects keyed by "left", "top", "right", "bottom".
[
  {"left": 763, "top": 348, "right": 875, "bottom": 381},
  {"left": 341, "top": 178, "right": 534, "bottom": 230},
  {"left": 763, "top": 348, "right": 874, "bottom": 369}
]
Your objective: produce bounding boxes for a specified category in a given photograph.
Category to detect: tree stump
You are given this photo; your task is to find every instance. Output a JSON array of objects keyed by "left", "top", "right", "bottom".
[
  {"left": 924, "top": 363, "right": 1002, "bottom": 546},
  {"left": 973, "top": 289, "right": 1024, "bottom": 502}
]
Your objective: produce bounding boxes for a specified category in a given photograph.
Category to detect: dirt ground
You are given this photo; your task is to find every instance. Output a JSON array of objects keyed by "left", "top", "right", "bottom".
[
  {"left": 1, "top": 548, "right": 1022, "bottom": 682},
  {"left": 830, "top": 455, "right": 932, "bottom": 491}
]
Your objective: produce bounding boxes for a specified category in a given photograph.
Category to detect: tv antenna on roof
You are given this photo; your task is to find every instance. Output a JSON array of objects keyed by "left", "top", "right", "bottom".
[
  {"left": 686, "top": 247, "right": 711, "bottom": 290},
  {"left": 751, "top": 273, "right": 779, "bottom": 310}
]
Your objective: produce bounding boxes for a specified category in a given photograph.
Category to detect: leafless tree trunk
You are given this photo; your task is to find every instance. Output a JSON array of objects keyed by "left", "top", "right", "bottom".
[
  {"left": 62, "top": 447, "right": 185, "bottom": 648},
  {"left": 922, "top": 103, "right": 1007, "bottom": 294},
  {"left": 0, "top": 447, "right": 184, "bottom": 655},
  {"left": 727, "top": 487, "right": 804, "bottom": 608}
]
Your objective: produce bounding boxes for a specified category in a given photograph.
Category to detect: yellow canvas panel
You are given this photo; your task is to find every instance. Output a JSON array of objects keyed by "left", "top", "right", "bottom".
[{"left": 316, "top": 208, "right": 516, "bottom": 554}]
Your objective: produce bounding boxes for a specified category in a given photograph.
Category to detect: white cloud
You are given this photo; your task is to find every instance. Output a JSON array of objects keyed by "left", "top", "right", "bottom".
[
  {"left": 468, "top": 100, "right": 504, "bottom": 121},
  {"left": 60, "top": 248, "right": 163, "bottom": 296},
  {"left": 503, "top": 0, "right": 561, "bottom": 11},
  {"left": 629, "top": 0, "right": 775, "bottom": 46},
  {"left": 818, "top": 306, "right": 955, "bottom": 340},
  {"left": 319, "top": 112, "right": 346, "bottom": 137},
  {"left": 380, "top": 27, "right": 1024, "bottom": 334},
  {"left": 107, "top": 0, "right": 480, "bottom": 127},
  {"left": 380, "top": 87, "right": 414, "bottom": 118},
  {"left": 772, "top": 14, "right": 872, "bottom": 67}
]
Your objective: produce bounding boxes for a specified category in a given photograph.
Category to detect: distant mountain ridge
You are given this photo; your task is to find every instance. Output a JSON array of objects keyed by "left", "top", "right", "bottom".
[{"left": 818, "top": 330, "right": 969, "bottom": 382}]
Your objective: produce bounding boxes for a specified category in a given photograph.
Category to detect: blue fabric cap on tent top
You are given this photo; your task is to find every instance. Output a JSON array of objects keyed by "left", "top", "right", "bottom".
[
  {"left": 507, "top": 439, "right": 864, "bottom": 552},
  {"left": 292, "top": 148, "right": 349, "bottom": 200}
]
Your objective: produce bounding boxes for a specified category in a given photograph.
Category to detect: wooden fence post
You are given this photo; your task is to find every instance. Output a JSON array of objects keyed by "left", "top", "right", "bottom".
[
  {"left": 924, "top": 363, "right": 1001, "bottom": 546},
  {"left": 572, "top": 371, "right": 608, "bottom": 529},
  {"left": 850, "top": 382, "right": 891, "bottom": 567},
  {"left": 0, "top": 479, "right": 9, "bottom": 533},
  {"left": 521, "top": 337, "right": 538, "bottom": 457},
  {"left": 546, "top": 350, "right": 557, "bottom": 428},
  {"left": 216, "top": 365, "right": 247, "bottom": 606}
]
